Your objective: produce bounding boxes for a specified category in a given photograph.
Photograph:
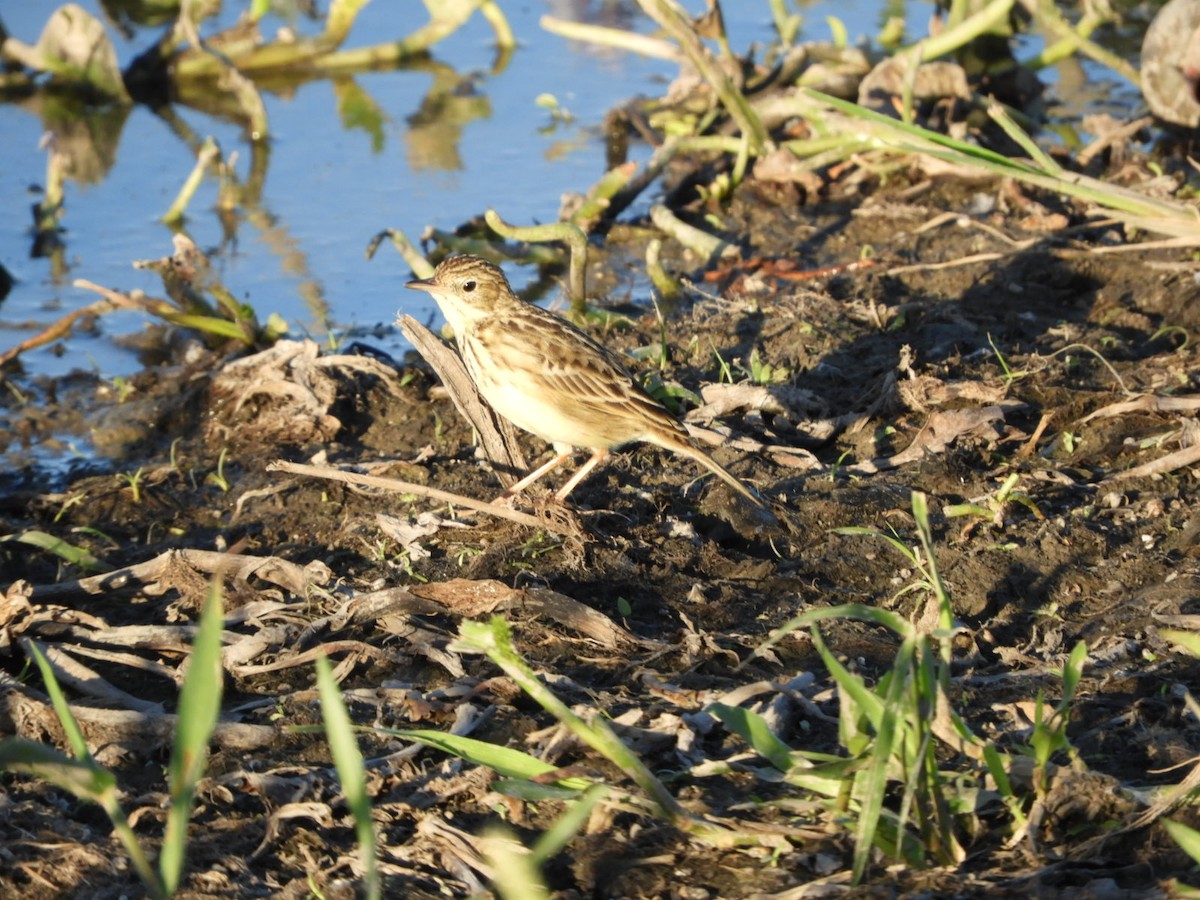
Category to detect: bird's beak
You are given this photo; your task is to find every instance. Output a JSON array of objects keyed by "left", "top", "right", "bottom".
[{"left": 405, "top": 276, "right": 437, "bottom": 293}]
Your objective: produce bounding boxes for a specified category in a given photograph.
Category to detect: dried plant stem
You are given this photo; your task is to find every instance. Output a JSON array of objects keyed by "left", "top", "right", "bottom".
[
  {"left": 483, "top": 209, "right": 588, "bottom": 307},
  {"left": 269, "top": 460, "right": 575, "bottom": 534}
]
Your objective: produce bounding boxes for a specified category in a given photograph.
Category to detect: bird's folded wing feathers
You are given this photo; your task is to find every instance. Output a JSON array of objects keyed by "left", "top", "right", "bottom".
[{"left": 473, "top": 314, "right": 687, "bottom": 438}]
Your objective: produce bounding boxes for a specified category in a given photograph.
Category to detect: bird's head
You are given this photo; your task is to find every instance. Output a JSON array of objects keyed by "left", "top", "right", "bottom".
[{"left": 405, "top": 255, "right": 517, "bottom": 333}]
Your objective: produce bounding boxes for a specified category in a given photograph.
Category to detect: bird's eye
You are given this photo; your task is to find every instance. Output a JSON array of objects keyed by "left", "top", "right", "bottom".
[{"left": 462, "top": 280, "right": 477, "bottom": 292}]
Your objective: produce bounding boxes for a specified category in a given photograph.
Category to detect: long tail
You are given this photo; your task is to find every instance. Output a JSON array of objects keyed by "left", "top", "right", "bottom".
[{"left": 653, "top": 429, "right": 770, "bottom": 512}]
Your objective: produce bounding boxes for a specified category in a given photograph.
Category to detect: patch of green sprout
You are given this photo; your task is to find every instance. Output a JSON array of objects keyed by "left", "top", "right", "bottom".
[
  {"left": 519, "top": 531, "right": 563, "bottom": 561},
  {"left": 116, "top": 467, "right": 145, "bottom": 503},
  {"left": 987, "top": 333, "right": 1027, "bottom": 384},
  {"left": 747, "top": 348, "right": 790, "bottom": 385},
  {"left": 455, "top": 545, "right": 484, "bottom": 567},
  {"left": 942, "top": 472, "right": 1044, "bottom": 525},
  {"left": 111, "top": 375, "right": 134, "bottom": 402},
  {"left": 829, "top": 448, "right": 853, "bottom": 482},
  {"left": 53, "top": 493, "right": 85, "bottom": 523},
  {"left": 1151, "top": 325, "right": 1190, "bottom": 349},
  {"left": 205, "top": 447, "right": 231, "bottom": 492},
  {"left": 711, "top": 342, "right": 735, "bottom": 384}
]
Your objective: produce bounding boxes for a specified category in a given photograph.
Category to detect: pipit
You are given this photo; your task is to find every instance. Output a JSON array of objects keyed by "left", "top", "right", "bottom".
[{"left": 406, "top": 255, "right": 767, "bottom": 510}]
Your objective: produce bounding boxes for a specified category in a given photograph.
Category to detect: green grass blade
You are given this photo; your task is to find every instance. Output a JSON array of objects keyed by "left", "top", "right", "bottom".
[
  {"left": 802, "top": 88, "right": 1200, "bottom": 229},
  {"left": 482, "top": 825, "right": 552, "bottom": 900},
  {"left": 530, "top": 784, "right": 610, "bottom": 865},
  {"left": 0, "top": 738, "right": 166, "bottom": 898},
  {"left": 1160, "top": 629, "right": 1200, "bottom": 657},
  {"left": 26, "top": 641, "right": 93, "bottom": 762},
  {"left": 163, "top": 313, "right": 257, "bottom": 342},
  {"left": 811, "top": 627, "right": 885, "bottom": 734},
  {"left": 831, "top": 527, "right": 919, "bottom": 563},
  {"left": 851, "top": 635, "right": 917, "bottom": 882},
  {"left": 3, "top": 530, "right": 110, "bottom": 572},
  {"left": 452, "top": 618, "right": 696, "bottom": 828},
  {"left": 708, "top": 702, "right": 798, "bottom": 773},
  {"left": 382, "top": 727, "right": 595, "bottom": 792},
  {"left": 1059, "top": 641, "right": 1087, "bottom": 710},
  {"left": 910, "top": 492, "right": 954, "bottom": 635},
  {"left": 1166, "top": 819, "right": 1200, "bottom": 865},
  {"left": 0, "top": 738, "right": 115, "bottom": 801},
  {"left": 160, "top": 581, "right": 225, "bottom": 896},
  {"left": 783, "top": 758, "right": 863, "bottom": 798},
  {"left": 316, "top": 655, "right": 379, "bottom": 900},
  {"left": 759, "top": 603, "right": 913, "bottom": 661}
]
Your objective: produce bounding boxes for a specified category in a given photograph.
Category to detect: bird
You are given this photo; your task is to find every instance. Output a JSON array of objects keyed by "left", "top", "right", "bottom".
[{"left": 404, "top": 254, "right": 769, "bottom": 512}]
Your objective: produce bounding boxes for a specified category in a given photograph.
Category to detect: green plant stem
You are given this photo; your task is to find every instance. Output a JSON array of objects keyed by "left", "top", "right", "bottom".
[
  {"left": 454, "top": 618, "right": 751, "bottom": 845},
  {"left": 635, "top": 0, "right": 770, "bottom": 153},
  {"left": 317, "top": 656, "right": 380, "bottom": 900},
  {"left": 569, "top": 162, "right": 639, "bottom": 228},
  {"left": 649, "top": 204, "right": 738, "bottom": 262},
  {"left": 163, "top": 137, "right": 221, "bottom": 225},
  {"left": 1016, "top": 0, "right": 1139, "bottom": 87},
  {"left": 366, "top": 229, "right": 433, "bottom": 277},
  {"left": 483, "top": 210, "right": 587, "bottom": 308},
  {"left": 800, "top": 90, "right": 1200, "bottom": 240},
  {"left": 903, "top": 0, "right": 1015, "bottom": 62},
  {"left": 645, "top": 239, "right": 681, "bottom": 301},
  {"left": 160, "top": 582, "right": 225, "bottom": 895},
  {"left": 36, "top": 147, "right": 65, "bottom": 236}
]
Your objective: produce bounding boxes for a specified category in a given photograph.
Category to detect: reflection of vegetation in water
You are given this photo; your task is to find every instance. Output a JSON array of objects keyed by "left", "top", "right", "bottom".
[
  {"left": 405, "top": 65, "right": 492, "bottom": 171},
  {"left": 1, "top": 1, "right": 514, "bottom": 136},
  {"left": 0, "top": 1, "right": 523, "bottom": 363}
]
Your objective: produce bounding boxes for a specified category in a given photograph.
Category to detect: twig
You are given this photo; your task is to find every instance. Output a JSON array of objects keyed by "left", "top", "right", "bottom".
[
  {"left": 25, "top": 549, "right": 328, "bottom": 603},
  {"left": 1080, "top": 394, "right": 1200, "bottom": 424},
  {"left": 0, "top": 298, "right": 116, "bottom": 368},
  {"left": 396, "top": 314, "right": 527, "bottom": 481},
  {"left": 885, "top": 251, "right": 1010, "bottom": 275},
  {"left": 1077, "top": 117, "right": 1154, "bottom": 168},
  {"left": 269, "top": 460, "right": 575, "bottom": 534},
  {"left": 1017, "top": 411, "right": 1054, "bottom": 459},
  {"left": 1102, "top": 441, "right": 1200, "bottom": 484}
]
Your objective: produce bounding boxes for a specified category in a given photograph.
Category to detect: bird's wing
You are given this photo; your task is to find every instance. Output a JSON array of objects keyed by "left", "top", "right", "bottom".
[{"left": 470, "top": 309, "right": 687, "bottom": 441}]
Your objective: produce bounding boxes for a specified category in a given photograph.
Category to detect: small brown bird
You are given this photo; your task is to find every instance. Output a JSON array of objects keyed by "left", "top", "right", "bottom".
[{"left": 405, "top": 255, "right": 767, "bottom": 510}]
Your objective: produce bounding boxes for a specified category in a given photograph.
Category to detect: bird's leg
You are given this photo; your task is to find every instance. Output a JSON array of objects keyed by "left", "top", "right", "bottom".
[
  {"left": 496, "top": 451, "right": 573, "bottom": 501},
  {"left": 554, "top": 448, "right": 609, "bottom": 501}
]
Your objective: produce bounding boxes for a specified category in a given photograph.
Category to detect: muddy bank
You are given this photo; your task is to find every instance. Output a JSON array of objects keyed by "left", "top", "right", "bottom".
[{"left": 3, "top": 157, "right": 1200, "bottom": 897}]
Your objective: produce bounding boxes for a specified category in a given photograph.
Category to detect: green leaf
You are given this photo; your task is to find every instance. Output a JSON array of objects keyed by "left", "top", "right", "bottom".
[
  {"left": 160, "top": 581, "right": 224, "bottom": 895},
  {"left": 1166, "top": 819, "right": 1200, "bottom": 865},
  {"left": 1160, "top": 629, "right": 1200, "bottom": 658},
  {"left": 708, "top": 703, "right": 796, "bottom": 773},
  {"left": 531, "top": 784, "right": 610, "bottom": 865},
  {"left": 2, "top": 530, "right": 109, "bottom": 572},
  {"left": 0, "top": 738, "right": 115, "bottom": 800},
  {"left": 27, "top": 642, "right": 92, "bottom": 762},
  {"left": 381, "top": 727, "right": 594, "bottom": 792},
  {"left": 317, "top": 655, "right": 379, "bottom": 900}
]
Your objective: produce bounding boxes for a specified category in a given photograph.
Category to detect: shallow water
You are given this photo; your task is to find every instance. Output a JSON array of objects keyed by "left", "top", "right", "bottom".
[
  {"left": 0, "top": 2, "right": 814, "bottom": 381},
  {"left": 0, "top": 1, "right": 1152, "bottom": 387}
]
